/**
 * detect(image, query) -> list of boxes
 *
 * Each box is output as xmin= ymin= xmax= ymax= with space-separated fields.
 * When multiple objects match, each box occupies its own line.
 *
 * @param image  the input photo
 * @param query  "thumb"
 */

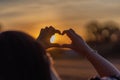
xmin=61 ymin=44 xmax=71 ymax=48
xmin=50 ymin=43 xmax=61 ymax=47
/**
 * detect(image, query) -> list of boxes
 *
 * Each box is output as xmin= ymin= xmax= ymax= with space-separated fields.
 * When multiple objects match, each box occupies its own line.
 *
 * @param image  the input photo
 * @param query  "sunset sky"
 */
xmin=0 ymin=0 xmax=120 ymax=40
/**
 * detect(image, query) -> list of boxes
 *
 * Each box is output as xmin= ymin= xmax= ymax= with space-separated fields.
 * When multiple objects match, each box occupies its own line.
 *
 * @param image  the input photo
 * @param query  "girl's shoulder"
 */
xmin=90 ymin=75 xmax=120 ymax=80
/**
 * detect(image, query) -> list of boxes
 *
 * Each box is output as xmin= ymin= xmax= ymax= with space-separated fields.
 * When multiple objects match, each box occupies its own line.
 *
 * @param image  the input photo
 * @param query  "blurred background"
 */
xmin=0 ymin=0 xmax=120 ymax=80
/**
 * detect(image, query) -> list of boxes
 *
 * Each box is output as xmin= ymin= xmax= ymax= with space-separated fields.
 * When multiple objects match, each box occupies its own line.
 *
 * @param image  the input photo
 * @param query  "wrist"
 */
xmin=84 ymin=49 xmax=100 ymax=61
xmin=83 ymin=47 xmax=98 ymax=58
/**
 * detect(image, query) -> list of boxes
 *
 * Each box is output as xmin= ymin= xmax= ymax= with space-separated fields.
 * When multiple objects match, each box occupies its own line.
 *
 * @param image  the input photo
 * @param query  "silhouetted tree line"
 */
xmin=86 ymin=21 xmax=120 ymax=43
xmin=86 ymin=21 xmax=120 ymax=58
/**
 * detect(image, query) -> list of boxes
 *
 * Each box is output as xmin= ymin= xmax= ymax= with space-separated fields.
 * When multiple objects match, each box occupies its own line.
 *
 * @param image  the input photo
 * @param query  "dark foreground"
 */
xmin=54 ymin=59 xmax=120 ymax=80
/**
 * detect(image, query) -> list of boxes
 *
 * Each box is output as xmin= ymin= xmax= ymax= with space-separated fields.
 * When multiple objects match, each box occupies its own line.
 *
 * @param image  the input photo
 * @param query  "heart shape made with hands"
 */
xmin=50 ymin=33 xmax=71 ymax=45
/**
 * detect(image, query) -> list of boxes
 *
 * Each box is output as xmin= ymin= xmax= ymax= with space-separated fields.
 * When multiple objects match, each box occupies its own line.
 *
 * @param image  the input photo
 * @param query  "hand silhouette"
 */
xmin=37 ymin=26 xmax=61 ymax=49
xmin=61 ymin=29 xmax=92 ymax=55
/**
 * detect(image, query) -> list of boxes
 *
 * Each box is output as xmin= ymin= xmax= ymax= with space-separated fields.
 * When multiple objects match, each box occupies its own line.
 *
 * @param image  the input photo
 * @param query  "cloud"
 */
xmin=0 ymin=0 xmax=120 ymax=28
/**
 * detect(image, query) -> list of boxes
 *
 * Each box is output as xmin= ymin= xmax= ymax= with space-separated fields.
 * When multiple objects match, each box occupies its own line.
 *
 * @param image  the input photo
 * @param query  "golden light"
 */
xmin=50 ymin=33 xmax=71 ymax=44
xmin=50 ymin=35 xmax=56 ymax=43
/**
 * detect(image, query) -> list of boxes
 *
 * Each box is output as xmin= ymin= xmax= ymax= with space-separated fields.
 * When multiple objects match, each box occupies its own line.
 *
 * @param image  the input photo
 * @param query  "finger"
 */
xmin=62 ymin=30 xmax=68 ymax=35
xmin=49 ymin=26 xmax=55 ymax=31
xmin=62 ymin=30 xmax=76 ymax=39
xmin=45 ymin=26 xmax=49 ymax=29
xmin=50 ymin=43 xmax=61 ymax=47
xmin=49 ymin=26 xmax=55 ymax=34
xmin=49 ymin=26 xmax=61 ymax=34
xmin=67 ymin=29 xmax=84 ymax=41
xmin=69 ymin=29 xmax=79 ymax=37
xmin=37 ymin=28 xmax=44 ymax=38
xmin=40 ymin=28 xmax=44 ymax=33
xmin=69 ymin=29 xmax=82 ymax=38
xmin=61 ymin=44 xmax=71 ymax=48
xmin=55 ymin=30 xmax=61 ymax=34
xmin=69 ymin=29 xmax=76 ymax=34
xmin=45 ymin=27 xmax=49 ymax=32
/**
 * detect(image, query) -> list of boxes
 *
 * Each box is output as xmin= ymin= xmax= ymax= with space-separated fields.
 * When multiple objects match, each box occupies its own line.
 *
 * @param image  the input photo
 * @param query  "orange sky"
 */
xmin=0 ymin=0 xmax=120 ymax=42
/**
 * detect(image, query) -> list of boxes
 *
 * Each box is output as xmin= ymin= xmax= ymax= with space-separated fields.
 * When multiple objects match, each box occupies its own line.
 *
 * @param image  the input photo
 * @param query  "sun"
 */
xmin=50 ymin=35 xmax=56 ymax=43
xmin=50 ymin=33 xmax=71 ymax=45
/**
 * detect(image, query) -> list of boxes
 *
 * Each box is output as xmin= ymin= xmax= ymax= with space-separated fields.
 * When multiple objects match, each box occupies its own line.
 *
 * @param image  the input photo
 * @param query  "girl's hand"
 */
xmin=37 ymin=26 xmax=61 ymax=49
xmin=62 ymin=29 xmax=93 ymax=55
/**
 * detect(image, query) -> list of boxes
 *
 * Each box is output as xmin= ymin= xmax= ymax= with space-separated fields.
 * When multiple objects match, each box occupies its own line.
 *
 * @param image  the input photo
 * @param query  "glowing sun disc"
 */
xmin=50 ymin=35 xmax=55 ymax=43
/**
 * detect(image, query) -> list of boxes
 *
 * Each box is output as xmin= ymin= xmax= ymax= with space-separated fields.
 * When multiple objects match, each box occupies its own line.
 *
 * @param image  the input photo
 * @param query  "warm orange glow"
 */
xmin=50 ymin=33 xmax=71 ymax=45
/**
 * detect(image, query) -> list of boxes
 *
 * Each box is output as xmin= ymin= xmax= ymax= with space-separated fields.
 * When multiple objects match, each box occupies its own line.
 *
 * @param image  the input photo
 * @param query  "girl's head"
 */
xmin=0 ymin=31 xmax=51 ymax=80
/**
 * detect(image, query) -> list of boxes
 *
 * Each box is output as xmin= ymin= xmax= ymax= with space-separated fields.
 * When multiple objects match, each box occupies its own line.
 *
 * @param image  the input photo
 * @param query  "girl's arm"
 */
xmin=62 ymin=29 xmax=120 ymax=77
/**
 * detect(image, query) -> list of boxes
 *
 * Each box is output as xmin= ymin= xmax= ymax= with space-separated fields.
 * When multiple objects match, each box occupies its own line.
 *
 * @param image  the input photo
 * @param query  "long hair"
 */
xmin=0 ymin=31 xmax=52 ymax=80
